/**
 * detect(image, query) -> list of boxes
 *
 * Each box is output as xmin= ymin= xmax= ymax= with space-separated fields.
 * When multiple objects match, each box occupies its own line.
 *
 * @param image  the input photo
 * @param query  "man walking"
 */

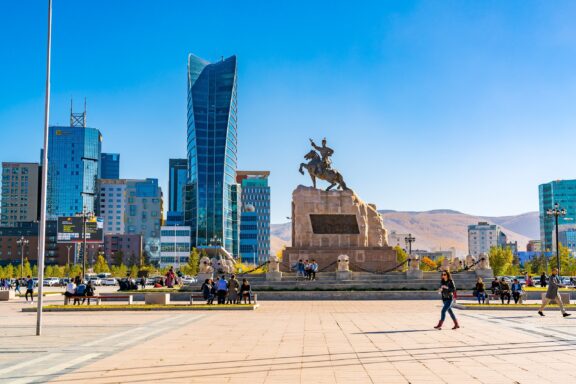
xmin=538 ymin=268 xmax=571 ymax=317
xmin=25 ymin=275 xmax=34 ymax=303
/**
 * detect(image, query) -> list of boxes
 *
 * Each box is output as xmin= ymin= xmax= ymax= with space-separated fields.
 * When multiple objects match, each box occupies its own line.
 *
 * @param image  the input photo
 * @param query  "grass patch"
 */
xmin=16 ymin=292 xmax=62 ymax=297
xmin=22 ymin=303 xmax=258 ymax=312
xmin=524 ymin=287 xmax=574 ymax=292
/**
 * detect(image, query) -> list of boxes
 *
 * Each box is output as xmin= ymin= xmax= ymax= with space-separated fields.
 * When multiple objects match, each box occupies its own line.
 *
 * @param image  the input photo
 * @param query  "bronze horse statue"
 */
xmin=299 ymin=150 xmax=348 ymax=191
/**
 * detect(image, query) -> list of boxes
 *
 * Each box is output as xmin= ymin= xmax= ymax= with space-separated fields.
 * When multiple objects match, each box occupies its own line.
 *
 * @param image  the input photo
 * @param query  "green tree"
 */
xmin=5 ymin=264 xmax=15 ymax=279
xmin=394 ymin=246 xmax=408 ymax=271
xmin=22 ymin=259 xmax=32 ymax=278
xmin=181 ymin=248 xmax=200 ymax=276
xmin=45 ymin=265 xmax=54 ymax=277
xmin=93 ymin=255 xmax=110 ymax=274
xmin=488 ymin=247 xmax=513 ymax=276
xmin=129 ymin=265 xmax=138 ymax=277
xmin=111 ymin=264 xmax=128 ymax=278
xmin=31 ymin=264 xmax=38 ymax=277
xmin=69 ymin=264 xmax=82 ymax=278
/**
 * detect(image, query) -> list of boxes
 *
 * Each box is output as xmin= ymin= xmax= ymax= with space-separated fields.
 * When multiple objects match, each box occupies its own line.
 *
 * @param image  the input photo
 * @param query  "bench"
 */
xmin=189 ymin=292 xmax=258 ymax=304
xmin=485 ymin=292 xmax=527 ymax=304
xmin=64 ymin=295 xmax=133 ymax=305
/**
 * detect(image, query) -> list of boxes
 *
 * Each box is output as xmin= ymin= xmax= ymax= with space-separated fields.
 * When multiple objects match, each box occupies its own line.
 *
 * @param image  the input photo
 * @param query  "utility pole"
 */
xmin=405 ymin=233 xmax=416 ymax=257
xmin=17 ymin=236 xmax=29 ymax=280
xmin=66 ymin=245 xmax=73 ymax=277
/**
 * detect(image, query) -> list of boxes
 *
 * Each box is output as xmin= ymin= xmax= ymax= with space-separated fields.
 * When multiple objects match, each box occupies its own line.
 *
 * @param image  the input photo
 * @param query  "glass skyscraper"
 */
xmin=101 ymin=153 xmax=120 ymax=179
xmin=237 ymin=171 xmax=271 ymax=264
xmin=168 ymin=158 xmax=187 ymax=214
xmin=47 ymin=125 xmax=102 ymax=218
xmin=539 ymin=179 xmax=576 ymax=251
xmin=185 ymin=54 xmax=239 ymax=256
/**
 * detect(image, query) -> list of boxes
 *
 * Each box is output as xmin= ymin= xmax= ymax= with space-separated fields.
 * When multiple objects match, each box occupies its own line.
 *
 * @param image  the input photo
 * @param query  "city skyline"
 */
xmin=3 ymin=1 xmax=576 ymax=223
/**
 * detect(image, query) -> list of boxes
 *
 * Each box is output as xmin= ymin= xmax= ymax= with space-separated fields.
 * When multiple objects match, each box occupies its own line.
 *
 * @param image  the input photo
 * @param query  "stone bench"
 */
xmin=0 ymin=290 xmax=15 ymax=301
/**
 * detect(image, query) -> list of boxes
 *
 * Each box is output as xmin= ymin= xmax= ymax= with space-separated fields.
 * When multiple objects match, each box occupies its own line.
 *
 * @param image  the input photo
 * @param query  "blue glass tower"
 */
xmin=539 ymin=179 xmax=576 ymax=251
xmin=101 ymin=153 xmax=120 ymax=179
xmin=185 ymin=54 xmax=239 ymax=256
xmin=237 ymin=171 xmax=271 ymax=264
xmin=47 ymin=119 xmax=102 ymax=218
xmin=168 ymin=159 xmax=187 ymax=214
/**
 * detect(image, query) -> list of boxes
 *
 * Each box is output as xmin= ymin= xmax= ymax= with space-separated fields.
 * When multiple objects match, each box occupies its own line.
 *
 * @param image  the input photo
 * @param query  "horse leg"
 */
xmin=311 ymin=175 xmax=316 ymax=189
xmin=299 ymin=164 xmax=305 ymax=175
xmin=326 ymin=183 xmax=336 ymax=191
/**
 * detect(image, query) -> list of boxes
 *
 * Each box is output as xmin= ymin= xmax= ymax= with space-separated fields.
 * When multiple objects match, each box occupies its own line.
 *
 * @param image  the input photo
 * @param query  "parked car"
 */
xmin=88 ymin=277 xmax=102 ymax=286
xmin=43 ymin=277 xmax=60 ymax=287
xmin=181 ymin=276 xmax=197 ymax=285
xmin=101 ymin=278 xmax=118 ymax=286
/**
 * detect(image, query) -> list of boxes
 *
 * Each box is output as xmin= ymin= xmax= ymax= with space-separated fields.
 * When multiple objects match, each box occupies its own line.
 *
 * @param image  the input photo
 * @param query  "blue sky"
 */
xmin=2 ymin=0 xmax=576 ymax=223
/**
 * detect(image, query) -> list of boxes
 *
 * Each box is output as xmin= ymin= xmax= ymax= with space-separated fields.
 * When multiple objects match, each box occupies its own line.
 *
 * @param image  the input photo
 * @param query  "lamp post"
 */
xmin=17 ymin=236 xmax=29 ymax=279
xmin=66 ymin=245 xmax=73 ymax=277
xmin=546 ymin=202 xmax=567 ymax=274
xmin=404 ymin=233 xmax=416 ymax=256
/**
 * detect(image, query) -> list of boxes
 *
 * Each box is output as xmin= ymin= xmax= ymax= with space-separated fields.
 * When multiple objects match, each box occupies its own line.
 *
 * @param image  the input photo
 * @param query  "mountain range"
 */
xmin=270 ymin=210 xmax=539 ymax=256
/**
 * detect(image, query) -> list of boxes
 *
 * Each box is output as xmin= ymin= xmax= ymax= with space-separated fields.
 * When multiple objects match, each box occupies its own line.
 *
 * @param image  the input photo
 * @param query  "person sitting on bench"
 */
xmin=500 ymin=278 xmax=511 ymax=304
xmin=74 ymin=282 xmax=86 ymax=305
xmin=84 ymin=281 xmax=96 ymax=305
xmin=511 ymin=278 xmax=523 ymax=304
xmin=239 ymin=278 xmax=252 ymax=304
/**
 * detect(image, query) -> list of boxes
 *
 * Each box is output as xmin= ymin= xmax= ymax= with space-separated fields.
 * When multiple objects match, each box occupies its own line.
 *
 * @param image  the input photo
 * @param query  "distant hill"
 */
xmin=270 ymin=210 xmax=539 ymax=256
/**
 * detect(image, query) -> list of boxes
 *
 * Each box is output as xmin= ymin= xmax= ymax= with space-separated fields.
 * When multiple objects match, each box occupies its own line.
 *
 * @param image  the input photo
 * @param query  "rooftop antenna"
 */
xmin=70 ymin=97 xmax=86 ymax=127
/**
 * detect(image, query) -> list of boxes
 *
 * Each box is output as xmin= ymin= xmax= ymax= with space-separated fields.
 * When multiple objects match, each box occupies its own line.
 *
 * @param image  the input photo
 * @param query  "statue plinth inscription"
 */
xmin=282 ymin=186 xmax=397 ymax=273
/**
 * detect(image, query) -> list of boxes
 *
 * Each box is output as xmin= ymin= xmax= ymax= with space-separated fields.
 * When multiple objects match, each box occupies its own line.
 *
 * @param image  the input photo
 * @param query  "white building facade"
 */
xmin=468 ymin=222 xmax=507 ymax=257
xmin=159 ymin=225 xmax=191 ymax=268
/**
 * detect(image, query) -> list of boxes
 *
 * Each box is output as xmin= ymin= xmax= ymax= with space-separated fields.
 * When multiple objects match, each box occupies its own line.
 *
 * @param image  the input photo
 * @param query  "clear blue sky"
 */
xmin=2 ymin=1 xmax=576 ymax=223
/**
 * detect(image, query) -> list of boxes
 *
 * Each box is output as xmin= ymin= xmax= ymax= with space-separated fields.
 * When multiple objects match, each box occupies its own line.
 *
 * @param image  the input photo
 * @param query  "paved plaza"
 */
xmin=1 ymin=297 xmax=576 ymax=383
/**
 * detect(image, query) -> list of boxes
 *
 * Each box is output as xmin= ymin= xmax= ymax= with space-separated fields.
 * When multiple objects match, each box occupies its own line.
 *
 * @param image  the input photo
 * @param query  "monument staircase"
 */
xmin=220 ymin=271 xmax=481 ymax=291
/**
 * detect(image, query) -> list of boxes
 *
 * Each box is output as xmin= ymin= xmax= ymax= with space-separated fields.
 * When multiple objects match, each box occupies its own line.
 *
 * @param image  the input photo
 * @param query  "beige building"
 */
xmin=0 ymin=162 xmax=40 ymax=227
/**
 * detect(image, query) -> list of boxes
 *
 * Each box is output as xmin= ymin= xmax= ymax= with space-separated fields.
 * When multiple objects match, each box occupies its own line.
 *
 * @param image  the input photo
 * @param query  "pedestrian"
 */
xmin=84 ymin=281 xmax=96 ymax=305
xmin=165 ymin=267 xmax=176 ymax=288
xmin=294 ymin=260 xmax=305 ymax=280
xmin=227 ymin=274 xmax=240 ymax=304
xmin=15 ymin=278 xmax=21 ymax=295
xmin=525 ymin=274 xmax=534 ymax=287
xmin=500 ymin=278 xmax=511 ymax=304
xmin=538 ymin=268 xmax=571 ymax=317
xmin=201 ymin=279 xmax=215 ymax=304
xmin=239 ymin=278 xmax=252 ymax=304
xmin=64 ymin=279 xmax=76 ymax=305
xmin=304 ymin=260 xmax=311 ymax=280
xmin=434 ymin=270 xmax=459 ymax=330
xmin=540 ymin=272 xmax=547 ymax=288
xmin=25 ymin=275 xmax=34 ymax=303
xmin=475 ymin=277 xmax=486 ymax=304
xmin=216 ymin=274 xmax=228 ymax=304
xmin=511 ymin=278 xmax=523 ymax=304
xmin=140 ymin=276 xmax=146 ymax=290
xmin=310 ymin=260 xmax=318 ymax=281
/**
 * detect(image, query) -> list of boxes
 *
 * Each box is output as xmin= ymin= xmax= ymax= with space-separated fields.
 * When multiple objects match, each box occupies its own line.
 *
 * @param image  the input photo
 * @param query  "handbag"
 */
xmin=472 ymin=289 xmax=478 ymax=297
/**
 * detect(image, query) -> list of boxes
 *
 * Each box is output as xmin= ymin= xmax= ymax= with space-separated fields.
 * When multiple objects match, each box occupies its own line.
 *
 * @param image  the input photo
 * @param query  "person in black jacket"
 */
xmin=201 ymin=279 xmax=215 ymax=304
xmin=434 ymin=271 xmax=459 ymax=330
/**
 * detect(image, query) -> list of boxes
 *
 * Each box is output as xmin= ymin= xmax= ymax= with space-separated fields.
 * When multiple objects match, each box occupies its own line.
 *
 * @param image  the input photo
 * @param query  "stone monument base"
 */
xmin=266 ymin=271 xmax=283 ymax=281
xmin=336 ymin=271 xmax=352 ymax=280
xmin=196 ymin=272 xmax=213 ymax=283
xmin=475 ymin=268 xmax=494 ymax=280
xmin=282 ymin=247 xmax=397 ymax=273
xmin=406 ymin=269 xmax=423 ymax=279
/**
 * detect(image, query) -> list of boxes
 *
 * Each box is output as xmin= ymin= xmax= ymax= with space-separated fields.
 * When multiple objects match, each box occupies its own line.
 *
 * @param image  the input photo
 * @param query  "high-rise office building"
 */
xmin=168 ymin=159 xmax=187 ymax=224
xmin=1 ymin=163 xmax=40 ymax=226
xmin=237 ymin=171 xmax=270 ymax=264
xmin=125 ymin=178 xmax=163 ymax=263
xmin=96 ymin=179 xmax=127 ymax=235
xmin=46 ymin=107 xmax=101 ymax=218
xmin=184 ymin=54 xmax=239 ymax=257
xmin=468 ymin=222 xmax=507 ymax=257
xmin=101 ymin=153 xmax=120 ymax=179
xmin=539 ymin=179 xmax=576 ymax=252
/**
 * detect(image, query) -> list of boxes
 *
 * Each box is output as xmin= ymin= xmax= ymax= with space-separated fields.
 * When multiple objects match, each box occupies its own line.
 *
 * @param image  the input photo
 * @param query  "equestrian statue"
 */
xmin=299 ymin=138 xmax=348 ymax=191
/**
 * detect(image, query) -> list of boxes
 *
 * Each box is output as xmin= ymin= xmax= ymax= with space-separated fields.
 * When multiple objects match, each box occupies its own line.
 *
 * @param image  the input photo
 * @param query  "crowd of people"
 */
xmin=64 ymin=275 xmax=96 ymax=305
xmin=200 ymin=274 xmax=253 ymax=304
xmin=292 ymin=259 xmax=319 ymax=280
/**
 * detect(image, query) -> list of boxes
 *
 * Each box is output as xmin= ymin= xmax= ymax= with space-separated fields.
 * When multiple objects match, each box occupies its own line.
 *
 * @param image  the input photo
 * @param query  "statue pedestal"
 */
xmin=406 ymin=269 xmax=423 ymax=279
xmin=336 ymin=271 xmax=352 ymax=280
xmin=475 ymin=268 xmax=494 ymax=280
xmin=196 ymin=272 xmax=213 ymax=283
xmin=266 ymin=271 xmax=283 ymax=281
xmin=282 ymin=186 xmax=396 ymax=273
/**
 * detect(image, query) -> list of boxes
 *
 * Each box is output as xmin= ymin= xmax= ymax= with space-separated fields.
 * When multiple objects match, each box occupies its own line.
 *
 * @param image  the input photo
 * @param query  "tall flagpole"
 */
xmin=37 ymin=0 xmax=52 ymax=336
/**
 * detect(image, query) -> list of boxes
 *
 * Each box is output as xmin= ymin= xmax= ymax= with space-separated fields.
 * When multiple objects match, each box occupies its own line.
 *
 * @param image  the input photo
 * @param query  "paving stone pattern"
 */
xmin=1 ymin=298 xmax=576 ymax=383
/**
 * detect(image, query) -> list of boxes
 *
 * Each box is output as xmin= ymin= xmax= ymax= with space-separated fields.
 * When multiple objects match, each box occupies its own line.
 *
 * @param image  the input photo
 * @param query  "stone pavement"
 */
xmin=1 ymin=299 xmax=576 ymax=383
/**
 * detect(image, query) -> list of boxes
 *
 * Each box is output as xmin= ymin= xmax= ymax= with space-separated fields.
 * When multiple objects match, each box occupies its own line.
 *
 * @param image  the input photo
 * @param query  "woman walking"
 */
xmin=434 ymin=271 xmax=459 ymax=330
xmin=475 ymin=277 xmax=486 ymax=304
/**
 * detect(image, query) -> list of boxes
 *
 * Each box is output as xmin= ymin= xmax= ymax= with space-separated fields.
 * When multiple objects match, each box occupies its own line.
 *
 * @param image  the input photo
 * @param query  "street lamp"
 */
xmin=404 ymin=233 xmax=416 ymax=256
xmin=547 ymin=202 xmax=567 ymax=274
xmin=16 ymin=236 xmax=29 ymax=279
xmin=66 ymin=245 xmax=73 ymax=277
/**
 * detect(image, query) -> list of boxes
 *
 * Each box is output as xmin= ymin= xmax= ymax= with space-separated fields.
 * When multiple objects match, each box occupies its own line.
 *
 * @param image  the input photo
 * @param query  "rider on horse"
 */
xmin=309 ymin=138 xmax=334 ymax=175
